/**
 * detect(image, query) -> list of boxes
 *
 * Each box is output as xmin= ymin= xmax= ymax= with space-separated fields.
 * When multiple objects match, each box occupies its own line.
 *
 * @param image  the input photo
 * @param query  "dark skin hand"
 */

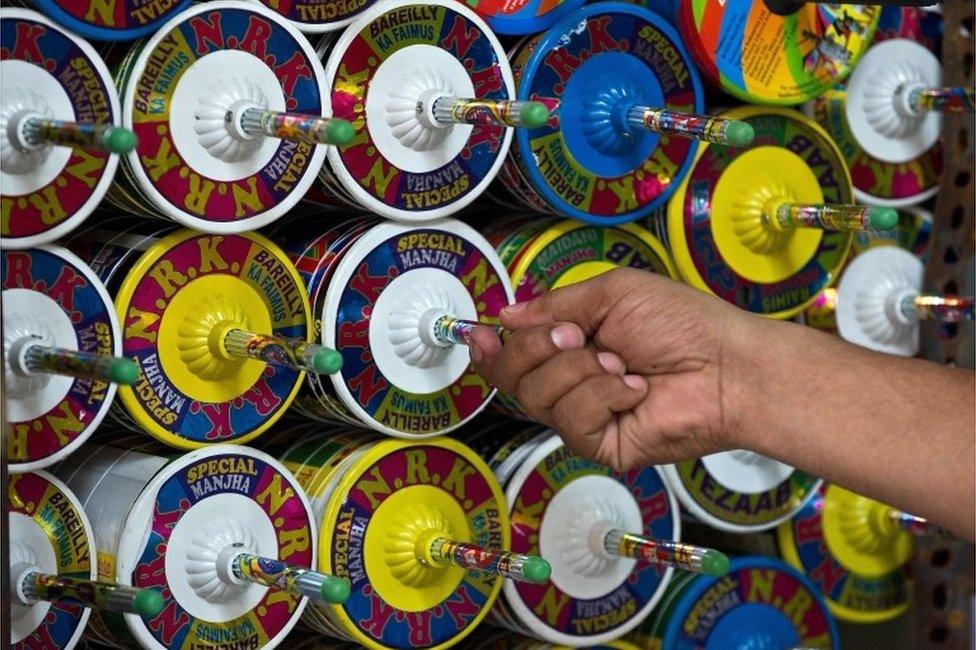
xmin=468 ymin=268 xmax=976 ymax=540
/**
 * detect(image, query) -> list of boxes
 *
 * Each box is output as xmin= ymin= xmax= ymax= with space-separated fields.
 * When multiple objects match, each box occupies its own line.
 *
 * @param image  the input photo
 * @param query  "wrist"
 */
xmin=718 ymin=312 xmax=790 ymax=454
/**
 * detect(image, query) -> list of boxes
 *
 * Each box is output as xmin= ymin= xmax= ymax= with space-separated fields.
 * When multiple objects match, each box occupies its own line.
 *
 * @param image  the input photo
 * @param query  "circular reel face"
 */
xmin=323 ymin=219 xmax=512 ymax=437
xmin=0 ymin=9 xmax=121 ymax=248
xmin=662 ymin=450 xmax=821 ymax=534
xmin=324 ymin=0 xmax=513 ymax=220
xmin=678 ymin=1 xmax=879 ymax=105
xmin=776 ymin=485 xmax=910 ymax=624
xmin=120 ymin=1 xmax=326 ymax=231
xmin=3 ymin=246 xmax=122 ymax=472
xmin=656 ymin=556 xmax=840 ymax=649
xmin=513 ymin=4 xmax=701 ymax=224
xmin=115 ymin=445 xmax=315 ymax=650
xmin=835 ymin=246 xmax=923 ymax=356
xmin=666 ymin=106 xmax=853 ymax=319
xmin=30 ymin=0 xmax=191 ymax=40
xmin=510 ymin=221 xmax=676 ymax=303
xmin=501 ymin=435 xmax=678 ymax=645
xmin=249 ymin=0 xmax=378 ymax=33
xmin=9 ymin=471 xmax=94 ymax=650
xmin=465 ymin=0 xmax=585 ymax=35
xmin=318 ymin=438 xmax=507 ymax=649
xmin=112 ymin=229 xmax=309 ymax=448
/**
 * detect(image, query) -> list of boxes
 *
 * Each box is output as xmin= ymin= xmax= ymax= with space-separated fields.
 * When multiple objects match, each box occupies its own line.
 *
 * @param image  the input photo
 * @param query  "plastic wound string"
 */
xmin=229 ymin=550 xmax=350 ymax=604
xmin=20 ymin=118 xmax=137 ymax=153
xmin=905 ymin=295 xmax=976 ymax=322
xmin=907 ymin=87 xmax=976 ymax=113
xmin=426 ymin=537 xmax=550 ymax=583
xmin=627 ymin=107 xmax=755 ymax=146
xmin=222 ymin=329 xmax=343 ymax=376
xmin=20 ymin=342 xmax=138 ymax=385
xmin=238 ymin=108 xmax=354 ymax=146
xmin=603 ymin=530 xmax=730 ymax=576
xmin=17 ymin=572 xmax=164 ymax=616
xmin=429 ymin=315 xmax=509 ymax=345
xmin=770 ymin=204 xmax=898 ymax=232
xmin=431 ymin=97 xmax=549 ymax=128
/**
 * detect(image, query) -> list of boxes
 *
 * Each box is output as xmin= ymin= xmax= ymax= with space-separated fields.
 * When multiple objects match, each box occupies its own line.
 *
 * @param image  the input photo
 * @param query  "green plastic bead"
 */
xmin=521 ymin=556 xmax=552 ymax=584
xmin=866 ymin=207 xmax=899 ymax=231
xmin=520 ymin=102 xmax=549 ymax=128
xmin=108 ymin=358 xmax=139 ymax=385
xmin=725 ymin=121 xmax=755 ymax=148
xmin=326 ymin=119 xmax=355 ymax=146
xmin=311 ymin=348 xmax=343 ymax=375
xmin=320 ymin=577 xmax=351 ymax=604
xmin=104 ymin=127 xmax=137 ymax=154
xmin=700 ymin=550 xmax=731 ymax=577
xmin=133 ymin=588 xmax=165 ymax=617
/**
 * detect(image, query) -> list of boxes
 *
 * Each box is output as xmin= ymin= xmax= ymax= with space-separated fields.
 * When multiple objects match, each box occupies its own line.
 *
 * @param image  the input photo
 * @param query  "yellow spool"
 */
xmin=665 ymin=106 xmax=853 ymax=319
xmin=510 ymin=220 xmax=677 ymax=296
xmin=317 ymin=437 xmax=509 ymax=649
xmin=777 ymin=484 xmax=913 ymax=624
xmin=113 ymin=229 xmax=310 ymax=448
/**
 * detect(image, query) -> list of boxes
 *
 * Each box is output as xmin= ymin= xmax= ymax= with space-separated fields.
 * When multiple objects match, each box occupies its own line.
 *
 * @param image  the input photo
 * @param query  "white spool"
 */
xmin=119 ymin=0 xmax=329 ymax=232
xmin=845 ymin=39 xmax=943 ymax=164
xmin=8 ymin=471 xmax=95 ymax=650
xmin=497 ymin=433 xmax=679 ymax=646
xmin=0 ymin=8 xmax=122 ymax=248
xmin=321 ymin=218 xmax=513 ymax=437
xmin=53 ymin=440 xmax=315 ymax=650
xmin=836 ymin=246 xmax=923 ymax=357
xmin=322 ymin=0 xmax=514 ymax=220
xmin=3 ymin=245 xmax=123 ymax=473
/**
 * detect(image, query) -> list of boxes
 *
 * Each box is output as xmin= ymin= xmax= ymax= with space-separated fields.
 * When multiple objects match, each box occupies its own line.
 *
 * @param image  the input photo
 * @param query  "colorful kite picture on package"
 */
xmin=678 ymin=1 xmax=880 ymax=104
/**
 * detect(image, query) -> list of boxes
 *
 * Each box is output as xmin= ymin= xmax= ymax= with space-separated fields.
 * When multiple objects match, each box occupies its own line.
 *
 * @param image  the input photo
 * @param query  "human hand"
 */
xmin=468 ymin=268 xmax=757 ymax=470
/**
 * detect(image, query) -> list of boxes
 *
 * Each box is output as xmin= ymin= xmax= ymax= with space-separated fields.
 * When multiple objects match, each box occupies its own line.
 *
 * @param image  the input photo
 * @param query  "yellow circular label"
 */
xmin=113 ymin=229 xmax=309 ymax=447
xmin=156 ymin=273 xmax=270 ymax=404
xmin=364 ymin=484 xmax=469 ymax=612
xmin=710 ymin=146 xmax=824 ymax=284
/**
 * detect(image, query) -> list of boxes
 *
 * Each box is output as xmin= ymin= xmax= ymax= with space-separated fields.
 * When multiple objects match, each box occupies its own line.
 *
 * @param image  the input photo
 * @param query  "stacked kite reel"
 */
xmin=2 ymin=0 xmax=972 ymax=648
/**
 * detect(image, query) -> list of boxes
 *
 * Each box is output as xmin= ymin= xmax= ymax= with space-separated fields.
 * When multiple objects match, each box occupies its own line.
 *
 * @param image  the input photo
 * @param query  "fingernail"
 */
xmin=469 ymin=340 xmax=483 ymax=363
xmin=597 ymin=351 xmax=625 ymax=375
xmin=623 ymin=374 xmax=646 ymax=391
xmin=551 ymin=323 xmax=584 ymax=350
xmin=502 ymin=302 xmax=528 ymax=316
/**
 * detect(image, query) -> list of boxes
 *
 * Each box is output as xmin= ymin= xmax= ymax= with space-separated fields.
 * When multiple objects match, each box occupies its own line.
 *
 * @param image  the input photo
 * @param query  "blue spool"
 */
xmin=513 ymin=2 xmax=702 ymax=225
xmin=657 ymin=556 xmax=841 ymax=650
xmin=31 ymin=0 xmax=191 ymax=40
xmin=482 ymin=0 xmax=586 ymax=35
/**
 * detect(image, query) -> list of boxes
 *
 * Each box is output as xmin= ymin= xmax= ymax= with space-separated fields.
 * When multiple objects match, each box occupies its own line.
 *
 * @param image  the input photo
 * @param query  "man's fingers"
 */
xmin=550 ymin=373 xmax=649 ymax=460
xmin=470 ymin=322 xmax=586 ymax=396
xmin=467 ymin=325 xmax=503 ymax=379
xmin=499 ymin=268 xmax=658 ymax=333
xmin=515 ymin=349 xmax=627 ymax=422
